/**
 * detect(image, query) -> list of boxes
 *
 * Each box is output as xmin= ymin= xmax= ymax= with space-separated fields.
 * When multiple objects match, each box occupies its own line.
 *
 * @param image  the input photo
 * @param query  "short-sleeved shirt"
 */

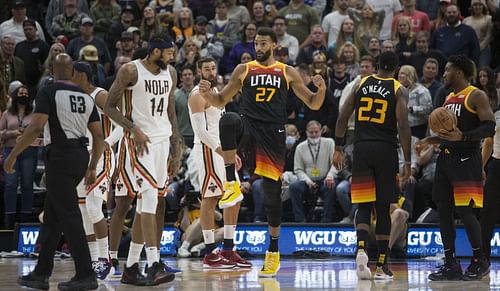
xmin=35 ymin=80 xmax=99 ymax=146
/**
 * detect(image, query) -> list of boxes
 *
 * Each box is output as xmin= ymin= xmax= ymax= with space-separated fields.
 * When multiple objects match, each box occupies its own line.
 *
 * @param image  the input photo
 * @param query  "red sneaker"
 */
xmin=203 ymin=252 xmax=236 ymax=269
xmin=220 ymin=250 xmax=252 ymax=268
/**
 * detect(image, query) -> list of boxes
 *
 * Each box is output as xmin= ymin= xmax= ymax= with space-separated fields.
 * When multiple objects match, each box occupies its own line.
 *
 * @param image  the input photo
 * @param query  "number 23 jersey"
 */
xmin=124 ymin=60 xmax=173 ymax=143
xmin=354 ymin=74 xmax=400 ymax=146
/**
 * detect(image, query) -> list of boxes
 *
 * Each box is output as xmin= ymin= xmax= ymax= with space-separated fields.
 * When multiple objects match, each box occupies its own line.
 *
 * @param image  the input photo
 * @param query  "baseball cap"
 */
xmin=275 ymin=46 xmax=288 ymax=55
xmin=8 ymin=80 xmax=23 ymax=96
xmin=127 ymin=26 xmax=140 ymax=33
xmin=121 ymin=31 xmax=133 ymax=40
xmin=81 ymin=17 xmax=93 ymax=26
xmin=439 ymin=0 xmax=451 ymax=4
xmin=12 ymin=0 xmax=25 ymax=9
xmin=80 ymin=45 xmax=99 ymax=61
xmin=73 ymin=61 xmax=93 ymax=82
xmin=121 ymin=5 xmax=134 ymax=13
xmin=195 ymin=15 xmax=208 ymax=25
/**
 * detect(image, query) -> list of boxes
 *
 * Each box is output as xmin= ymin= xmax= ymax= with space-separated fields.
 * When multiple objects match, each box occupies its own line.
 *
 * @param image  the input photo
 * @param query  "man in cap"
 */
xmin=0 ymin=0 xmax=45 ymax=43
xmin=50 ymin=0 xmax=90 ymax=40
xmin=192 ymin=15 xmax=224 ymax=60
xmin=107 ymin=5 xmax=135 ymax=57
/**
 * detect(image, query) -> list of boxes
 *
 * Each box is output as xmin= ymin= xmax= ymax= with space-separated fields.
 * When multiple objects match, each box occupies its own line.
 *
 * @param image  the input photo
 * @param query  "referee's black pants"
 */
xmin=34 ymin=144 xmax=93 ymax=279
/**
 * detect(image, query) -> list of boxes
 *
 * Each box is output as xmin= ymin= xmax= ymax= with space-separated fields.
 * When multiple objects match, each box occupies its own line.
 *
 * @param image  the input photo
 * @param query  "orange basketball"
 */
xmin=428 ymin=107 xmax=457 ymax=133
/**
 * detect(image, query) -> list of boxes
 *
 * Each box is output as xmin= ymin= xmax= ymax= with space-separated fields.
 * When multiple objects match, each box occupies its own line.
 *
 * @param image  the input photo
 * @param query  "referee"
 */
xmin=4 ymin=53 xmax=104 ymax=291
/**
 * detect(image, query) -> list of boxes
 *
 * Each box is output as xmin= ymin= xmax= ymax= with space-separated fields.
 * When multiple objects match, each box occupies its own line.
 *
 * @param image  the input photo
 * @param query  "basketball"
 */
xmin=428 ymin=107 xmax=457 ymax=133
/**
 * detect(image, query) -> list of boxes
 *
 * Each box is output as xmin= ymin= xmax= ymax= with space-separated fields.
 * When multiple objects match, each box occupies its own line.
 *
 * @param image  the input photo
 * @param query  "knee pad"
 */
xmin=262 ymin=178 xmax=282 ymax=227
xmin=86 ymin=195 xmax=105 ymax=224
xmin=219 ymin=112 xmax=242 ymax=150
xmin=140 ymin=188 xmax=158 ymax=214
xmin=79 ymin=204 xmax=94 ymax=236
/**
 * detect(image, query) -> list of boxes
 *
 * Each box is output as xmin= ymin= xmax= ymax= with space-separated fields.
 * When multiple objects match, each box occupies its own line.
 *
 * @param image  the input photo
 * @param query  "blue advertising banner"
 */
xmin=15 ymin=224 xmax=500 ymax=257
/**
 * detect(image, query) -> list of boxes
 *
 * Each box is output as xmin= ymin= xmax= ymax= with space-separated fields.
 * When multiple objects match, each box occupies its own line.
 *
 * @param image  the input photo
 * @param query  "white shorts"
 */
xmin=193 ymin=143 xmax=226 ymax=198
xmin=77 ymin=148 xmax=116 ymax=200
xmin=115 ymin=136 xmax=139 ymax=198
xmin=133 ymin=139 xmax=170 ymax=196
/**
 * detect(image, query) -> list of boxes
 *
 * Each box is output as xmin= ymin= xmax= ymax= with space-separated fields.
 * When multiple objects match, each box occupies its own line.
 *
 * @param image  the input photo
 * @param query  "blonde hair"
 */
xmin=43 ymin=42 xmax=66 ymax=77
xmin=337 ymin=42 xmax=360 ymax=64
xmin=399 ymin=65 xmax=419 ymax=89
xmin=335 ymin=18 xmax=363 ymax=56
xmin=392 ymin=17 xmax=415 ymax=47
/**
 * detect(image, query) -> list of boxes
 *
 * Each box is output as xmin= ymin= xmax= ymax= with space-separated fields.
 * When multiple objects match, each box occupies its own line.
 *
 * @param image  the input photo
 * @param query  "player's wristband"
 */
xmin=335 ymin=136 xmax=345 ymax=147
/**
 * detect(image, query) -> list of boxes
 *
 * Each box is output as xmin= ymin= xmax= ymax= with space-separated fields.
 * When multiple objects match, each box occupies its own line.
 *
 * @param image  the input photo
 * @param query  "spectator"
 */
xmin=175 ymin=65 xmax=195 ymax=149
xmin=289 ymin=120 xmax=338 ymax=222
xmin=207 ymin=0 xmax=239 ymax=75
xmin=103 ymin=55 xmax=130 ymax=90
xmin=227 ymin=22 xmax=256 ymax=73
xmin=66 ymin=17 xmax=112 ymax=74
xmin=329 ymin=57 xmax=350 ymax=135
xmin=393 ymin=17 xmax=417 ymax=56
xmin=332 ymin=18 xmax=363 ymax=55
xmin=279 ymin=0 xmax=320 ymax=46
xmin=272 ymin=16 xmax=299 ymax=64
xmin=240 ymin=51 xmax=253 ymax=63
xmin=296 ymin=25 xmax=330 ymax=66
xmin=381 ymin=39 xmax=395 ymax=52
xmin=49 ymin=0 xmax=90 ymax=40
xmin=226 ymin=0 xmax=251 ymax=32
xmin=175 ymin=38 xmax=200 ymax=73
xmin=38 ymin=42 xmax=65 ymax=88
xmin=404 ymin=31 xmax=447 ymax=78
xmin=337 ymin=42 xmax=360 ymax=80
xmin=13 ymin=19 xmax=49 ymax=97
xmin=130 ymin=0 xmax=147 ymax=27
xmin=0 ymin=35 xmax=26 ymax=86
xmin=45 ymin=0 xmax=90 ymax=34
xmin=392 ymin=0 xmax=431 ymax=34
xmin=172 ymin=7 xmax=194 ymax=48
xmin=148 ymin=0 xmax=182 ymax=29
xmin=477 ymin=66 xmax=499 ymax=109
xmin=79 ymin=44 xmax=106 ymax=87
xmin=0 ymin=85 xmax=38 ymax=228
xmin=322 ymin=0 xmax=350 ymax=49
xmin=90 ymin=0 xmax=122 ymax=41
xmin=0 ymin=0 xmax=45 ymax=43
xmin=416 ymin=0 xmax=441 ymax=21
xmin=252 ymin=1 xmax=272 ymax=28
xmin=420 ymin=58 xmax=444 ymax=101
xmin=128 ymin=26 xmax=145 ymax=49
xmin=430 ymin=5 xmax=480 ymax=64
xmin=106 ymin=5 xmax=135 ymax=57
xmin=398 ymin=65 xmax=432 ymax=139
xmin=430 ymin=0 xmax=452 ymax=32
xmin=365 ymin=37 xmax=381 ymax=59
xmin=274 ymin=46 xmax=293 ymax=65
xmin=116 ymin=31 xmax=135 ymax=59
xmin=139 ymin=6 xmax=161 ymax=41
xmin=348 ymin=2 xmax=385 ymax=54
xmin=366 ymin=0 xmax=402 ymax=40
xmin=463 ymin=0 xmax=493 ymax=67
xmin=191 ymin=16 xmax=224 ymax=60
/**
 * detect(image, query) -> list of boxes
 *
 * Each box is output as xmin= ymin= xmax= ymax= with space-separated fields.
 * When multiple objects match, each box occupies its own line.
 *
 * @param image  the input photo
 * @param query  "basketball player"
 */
xmin=188 ymin=57 xmax=251 ymax=269
xmin=418 ymin=55 xmax=495 ymax=281
xmin=198 ymin=27 xmax=326 ymax=277
xmin=104 ymin=35 xmax=181 ymax=286
xmin=72 ymin=61 xmax=116 ymax=280
xmin=333 ymin=51 xmax=412 ymax=280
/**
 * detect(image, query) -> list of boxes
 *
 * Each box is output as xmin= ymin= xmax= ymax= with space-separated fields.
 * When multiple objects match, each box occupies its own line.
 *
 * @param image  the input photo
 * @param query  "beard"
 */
xmin=155 ymin=59 xmax=167 ymax=70
xmin=202 ymin=75 xmax=217 ymax=87
xmin=256 ymin=49 xmax=271 ymax=62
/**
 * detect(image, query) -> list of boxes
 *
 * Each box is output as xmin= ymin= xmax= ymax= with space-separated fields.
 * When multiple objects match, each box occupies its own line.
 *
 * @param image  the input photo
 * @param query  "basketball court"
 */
xmin=1 ymin=257 xmax=498 ymax=290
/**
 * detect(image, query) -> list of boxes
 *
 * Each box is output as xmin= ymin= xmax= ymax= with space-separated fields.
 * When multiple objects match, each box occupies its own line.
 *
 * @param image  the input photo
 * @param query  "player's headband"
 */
xmin=148 ymin=40 xmax=173 ymax=50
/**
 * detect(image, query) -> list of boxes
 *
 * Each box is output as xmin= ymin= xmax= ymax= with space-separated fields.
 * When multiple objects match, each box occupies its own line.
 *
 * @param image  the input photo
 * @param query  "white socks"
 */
xmin=96 ymin=237 xmax=109 ymax=259
xmin=202 ymin=229 xmax=215 ymax=244
xmin=126 ymin=242 xmax=143 ymax=268
xmin=88 ymin=241 xmax=98 ymax=262
xmin=224 ymin=225 xmax=236 ymax=240
xmin=145 ymin=246 xmax=159 ymax=266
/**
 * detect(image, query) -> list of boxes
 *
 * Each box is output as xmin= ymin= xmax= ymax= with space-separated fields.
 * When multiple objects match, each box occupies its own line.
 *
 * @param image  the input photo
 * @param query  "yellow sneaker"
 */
xmin=258 ymin=251 xmax=280 ymax=277
xmin=218 ymin=181 xmax=243 ymax=209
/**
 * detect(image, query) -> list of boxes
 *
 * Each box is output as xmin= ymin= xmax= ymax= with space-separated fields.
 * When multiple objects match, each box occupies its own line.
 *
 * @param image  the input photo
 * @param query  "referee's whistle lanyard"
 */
xmin=307 ymin=140 xmax=321 ymax=168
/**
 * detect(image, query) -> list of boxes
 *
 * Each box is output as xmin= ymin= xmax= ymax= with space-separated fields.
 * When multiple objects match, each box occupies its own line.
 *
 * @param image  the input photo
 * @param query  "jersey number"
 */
xmin=255 ymin=87 xmax=276 ymax=102
xmin=358 ymin=97 xmax=388 ymax=124
xmin=150 ymin=98 xmax=164 ymax=117
xmin=69 ymin=95 xmax=86 ymax=113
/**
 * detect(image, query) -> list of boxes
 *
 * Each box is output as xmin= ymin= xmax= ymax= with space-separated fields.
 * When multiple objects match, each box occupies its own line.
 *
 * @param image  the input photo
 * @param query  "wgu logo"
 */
xmin=160 ymin=230 xmax=176 ymax=245
xmin=245 ymin=231 xmax=267 ymax=246
xmin=338 ymin=231 xmax=356 ymax=246
xmin=407 ymin=231 xmax=442 ymax=246
xmin=21 ymin=231 xmax=39 ymax=245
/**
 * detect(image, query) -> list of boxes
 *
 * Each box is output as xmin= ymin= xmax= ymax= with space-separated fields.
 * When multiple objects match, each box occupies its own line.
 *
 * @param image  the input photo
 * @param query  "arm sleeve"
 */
xmin=190 ymin=112 xmax=220 ymax=150
xmin=105 ymin=126 xmax=123 ymax=146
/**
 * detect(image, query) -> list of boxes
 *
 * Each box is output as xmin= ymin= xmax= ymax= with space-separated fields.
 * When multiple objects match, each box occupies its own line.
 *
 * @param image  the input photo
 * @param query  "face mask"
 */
xmin=16 ymin=96 xmax=29 ymax=105
xmin=308 ymin=137 xmax=320 ymax=144
xmin=285 ymin=135 xmax=296 ymax=146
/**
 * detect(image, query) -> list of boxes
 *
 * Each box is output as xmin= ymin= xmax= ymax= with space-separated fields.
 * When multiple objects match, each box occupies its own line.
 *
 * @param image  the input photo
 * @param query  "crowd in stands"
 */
xmin=0 ymin=0 xmax=499 ymax=256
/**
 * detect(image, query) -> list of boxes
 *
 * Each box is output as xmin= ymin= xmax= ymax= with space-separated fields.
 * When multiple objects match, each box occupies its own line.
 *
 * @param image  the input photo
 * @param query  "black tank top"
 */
xmin=442 ymin=85 xmax=481 ymax=151
xmin=354 ymin=74 xmax=401 ymax=147
xmin=239 ymin=60 xmax=289 ymax=124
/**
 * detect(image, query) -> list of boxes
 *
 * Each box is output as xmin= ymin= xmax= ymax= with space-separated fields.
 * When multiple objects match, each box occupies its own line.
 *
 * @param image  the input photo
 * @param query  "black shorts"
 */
xmin=237 ymin=114 xmax=286 ymax=181
xmin=351 ymin=141 xmax=398 ymax=204
xmin=432 ymin=147 xmax=483 ymax=207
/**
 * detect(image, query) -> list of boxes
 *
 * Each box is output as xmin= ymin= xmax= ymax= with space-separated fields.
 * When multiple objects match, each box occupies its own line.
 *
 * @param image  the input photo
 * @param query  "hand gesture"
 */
xmin=312 ymin=75 xmax=326 ymax=90
xmin=131 ymin=126 xmax=150 ymax=156
xmin=198 ymin=80 xmax=213 ymax=97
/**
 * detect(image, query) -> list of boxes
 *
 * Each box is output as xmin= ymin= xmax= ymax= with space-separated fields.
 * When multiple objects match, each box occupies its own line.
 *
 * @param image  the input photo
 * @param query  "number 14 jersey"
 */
xmin=124 ymin=60 xmax=173 ymax=143
xmin=354 ymin=74 xmax=400 ymax=147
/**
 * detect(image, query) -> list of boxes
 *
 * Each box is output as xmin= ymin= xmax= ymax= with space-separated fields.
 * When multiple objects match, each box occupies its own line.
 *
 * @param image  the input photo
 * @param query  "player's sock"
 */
xmin=145 ymin=246 xmax=159 ymax=266
xmin=357 ymin=229 xmax=368 ymax=251
xmin=444 ymin=248 xmax=456 ymax=262
xmin=180 ymin=241 xmax=190 ymax=250
xmin=126 ymin=242 xmax=143 ymax=268
xmin=88 ymin=241 xmax=98 ymax=262
xmin=109 ymin=251 xmax=118 ymax=260
xmin=96 ymin=237 xmax=109 ymax=259
xmin=472 ymin=248 xmax=483 ymax=258
xmin=268 ymin=236 xmax=279 ymax=252
xmin=225 ymin=164 xmax=236 ymax=181
xmin=203 ymin=229 xmax=217 ymax=253
xmin=377 ymin=240 xmax=389 ymax=266
xmin=223 ymin=225 xmax=236 ymax=250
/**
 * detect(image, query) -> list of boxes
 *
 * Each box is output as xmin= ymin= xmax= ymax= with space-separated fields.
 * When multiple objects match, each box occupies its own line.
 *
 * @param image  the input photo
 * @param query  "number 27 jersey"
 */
xmin=124 ymin=60 xmax=173 ymax=143
xmin=354 ymin=75 xmax=400 ymax=146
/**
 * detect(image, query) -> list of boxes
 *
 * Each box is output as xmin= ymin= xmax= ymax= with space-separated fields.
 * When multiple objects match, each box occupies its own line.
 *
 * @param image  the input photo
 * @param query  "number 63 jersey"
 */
xmin=354 ymin=74 xmax=400 ymax=147
xmin=124 ymin=60 xmax=173 ymax=143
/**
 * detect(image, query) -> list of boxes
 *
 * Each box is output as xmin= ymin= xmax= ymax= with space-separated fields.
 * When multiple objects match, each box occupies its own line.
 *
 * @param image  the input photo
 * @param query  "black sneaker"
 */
xmin=374 ymin=264 xmax=394 ymax=280
xmin=57 ymin=274 xmax=98 ymax=291
xmin=146 ymin=261 xmax=175 ymax=285
xmin=462 ymin=257 xmax=490 ymax=281
xmin=428 ymin=260 xmax=463 ymax=281
xmin=120 ymin=263 xmax=149 ymax=286
xmin=18 ymin=272 xmax=49 ymax=290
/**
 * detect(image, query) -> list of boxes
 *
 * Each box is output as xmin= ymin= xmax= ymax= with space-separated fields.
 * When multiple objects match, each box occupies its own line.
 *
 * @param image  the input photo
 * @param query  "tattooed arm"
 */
xmin=167 ymin=65 xmax=181 ymax=176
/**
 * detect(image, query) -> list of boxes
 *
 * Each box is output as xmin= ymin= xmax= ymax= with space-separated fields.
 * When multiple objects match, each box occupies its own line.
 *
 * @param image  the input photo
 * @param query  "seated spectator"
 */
xmin=273 ymin=16 xmax=299 ymax=64
xmin=331 ymin=18 xmax=363 ymax=56
xmin=365 ymin=37 xmax=381 ymax=59
xmin=49 ymin=0 xmax=90 ymax=40
xmin=476 ymin=66 xmax=499 ymax=110
xmin=393 ymin=16 xmax=416 ymax=56
xmin=39 ymin=42 xmax=65 ymax=88
xmin=106 ymin=5 xmax=135 ymax=57
xmin=430 ymin=0 xmax=451 ymax=32
xmin=79 ymin=44 xmax=106 ymax=87
xmin=413 ymin=142 xmax=440 ymax=221
xmin=274 ymin=46 xmax=292 ymax=65
xmin=0 ymin=35 xmax=26 ymax=86
xmin=172 ymin=7 xmax=194 ymax=48
xmin=420 ymin=58 xmax=443 ymax=102
xmin=148 ymin=0 xmax=183 ymax=29
xmin=279 ymin=0 xmax=320 ymax=46
xmin=227 ymin=22 xmax=256 ymax=73
xmin=403 ymin=31 xmax=447 ymax=78
xmin=398 ymin=65 xmax=432 ymax=139
xmin=139 ymin=6 xmax=161 ymax=42
xmin=381 ymin=39 xmax=395 ymax=52
xmin=296 ymin=25 xmax=332 ymax=66
xmin=115 ymin=31 xmax=135 ymax=59
xmin=337 ymin=41 xmax=360 ymax=80
xmin=252 ymin=1 xmax=272 ymax=28
xmin=348 ymin=2 xmax=385 ymax=53
xmin=191 ymin=16 xmax=224 ymax=61
xmin=391 ymin=0 xmax=430 ymax=34
xmin=289 ymin=120 xmax=338 ymax=222
xmin=175 ymin=38 xmax=200 ymax=73
xmin=226 ymin=0 xmax=251 ymax=32
xmin=0 ymin=1 xmax=45 ymax=43
xmin=90 ymin=0 xmax=122 ymax=41
xmin=44 ymin=0 xmax=90 ymax=32
xmin=322 ymin=0 xmax=350 ymax=48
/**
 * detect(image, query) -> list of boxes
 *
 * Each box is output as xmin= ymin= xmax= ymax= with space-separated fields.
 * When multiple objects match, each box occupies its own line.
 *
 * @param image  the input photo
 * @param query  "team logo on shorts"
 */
xmin=136 ymin=177 xmax=143 ymax=188
xmin=116 ymin=183 xmax=123 ymax=191
xmin=208 ymin=182 xmax=218 ymax=193
xmin=99 ymin=184 xmax=107 ymax=194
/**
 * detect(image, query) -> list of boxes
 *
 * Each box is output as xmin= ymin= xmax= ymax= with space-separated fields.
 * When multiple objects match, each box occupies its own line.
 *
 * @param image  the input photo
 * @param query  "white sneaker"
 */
xmin=190 ymin=243 xmax=206 ymax=257
xmin=356 ymin=250 xmax=372 ymax=280
xmin=339 ymin=216 xmax=353 ymax=224
xmin=177 ymin=247 xmax=191 ymax=258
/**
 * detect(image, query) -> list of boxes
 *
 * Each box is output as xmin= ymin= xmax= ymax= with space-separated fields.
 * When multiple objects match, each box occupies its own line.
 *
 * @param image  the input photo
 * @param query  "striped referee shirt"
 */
xmin=35 ymin=80 xmax=99 ymax=146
